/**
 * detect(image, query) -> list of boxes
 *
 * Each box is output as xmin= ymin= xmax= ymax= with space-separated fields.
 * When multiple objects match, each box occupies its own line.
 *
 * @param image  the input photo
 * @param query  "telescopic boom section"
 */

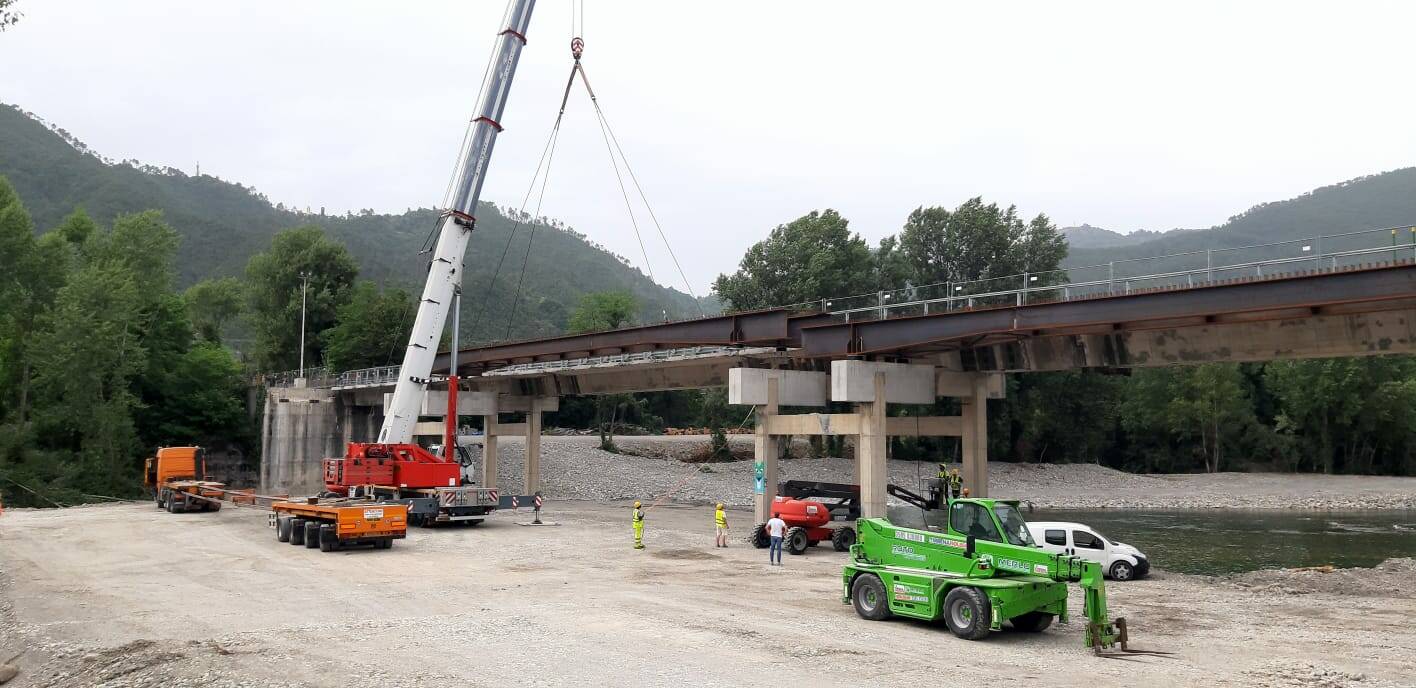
xmin=379 ymin=0 xmax=537 ymax=444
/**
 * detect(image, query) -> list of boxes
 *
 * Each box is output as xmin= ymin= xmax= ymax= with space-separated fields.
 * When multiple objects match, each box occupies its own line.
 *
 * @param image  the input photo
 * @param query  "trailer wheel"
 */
xmin=377 ymin=538 xmax=393 ymax=550
xmin=850 ymin=574 xmax=892 ymax=621
xmin=749 ymin=524 xmax=770 ymax=549
xmin=318 ymin=524 xmax=338 ymax=552
xmin=943 ymin=586 xmax=992 ymax=641
xmin=276 ymin=517 xmax=293 ymax=542
xmin=303 ymin=521 xmax=322 ymax=548
xmin=289 ymin=518 xmax=307 ymax=546
xmin=831 ymin=526 xmax=856 ymax=552
xmin=786 ymin=527 xmax=810 ymax=555
xmin=1009 ymin=611 xmax=1053 ymax=633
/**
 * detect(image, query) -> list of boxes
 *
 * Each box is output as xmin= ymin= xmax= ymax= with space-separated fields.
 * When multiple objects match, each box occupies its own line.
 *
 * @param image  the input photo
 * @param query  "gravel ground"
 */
xmin=473 ymin=435 xmax=1416 ymax=510
xmin=3 ymin=502 xmax=1414 ymax=688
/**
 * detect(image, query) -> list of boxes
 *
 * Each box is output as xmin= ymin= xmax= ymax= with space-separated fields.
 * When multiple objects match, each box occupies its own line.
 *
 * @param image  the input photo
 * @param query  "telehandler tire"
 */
xmin=786 ymin=527 xmax=810 ymax=555
xmin=943 ymin=586 xmax=992 ymax=641
xmin=831 ymin=526 xmax=856 ymax=552
xmin=1009 ymin=611 xmax=1053 ymax=633
xmin=850 ymin=574 xmax=891 ymax=621
xmin=304 ymin=521 xmax=322 ymax=548
xmin=277 ymin=517 xmax=293 ymax=542
xmin=289 ymin=518 xmax=307 ymax=546
xmin=749 ymin=523 xmax=770 ymax=549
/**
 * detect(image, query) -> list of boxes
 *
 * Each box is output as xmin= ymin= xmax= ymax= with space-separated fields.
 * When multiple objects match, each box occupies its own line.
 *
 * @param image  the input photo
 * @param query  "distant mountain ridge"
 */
xmin=1060 ymin=224 xmax=1167 ymax=249
xmin=0 ymin=103 xmax=715 ymax=344
xmin=1063 ymin=168 xmax=1416 ymax=268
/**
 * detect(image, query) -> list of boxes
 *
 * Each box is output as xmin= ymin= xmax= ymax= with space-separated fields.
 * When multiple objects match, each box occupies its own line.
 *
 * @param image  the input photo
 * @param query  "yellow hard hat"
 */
xmin=951 ymin=468 xmax=960 ymax=475
xmin=634 ymin=501 xmax=642 ymax=508
xmin=716 ymin=503 xmax=724 ymax=509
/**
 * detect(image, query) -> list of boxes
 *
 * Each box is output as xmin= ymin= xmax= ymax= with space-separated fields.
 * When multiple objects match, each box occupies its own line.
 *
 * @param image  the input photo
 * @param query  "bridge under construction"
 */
xmin=264 ymin=246 xmax=1416 ymax=522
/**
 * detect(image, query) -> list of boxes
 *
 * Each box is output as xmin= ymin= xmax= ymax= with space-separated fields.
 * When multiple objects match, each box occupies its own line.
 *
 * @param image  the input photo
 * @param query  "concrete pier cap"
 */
xmin=728 ymin=368 xmax=829 ymax=406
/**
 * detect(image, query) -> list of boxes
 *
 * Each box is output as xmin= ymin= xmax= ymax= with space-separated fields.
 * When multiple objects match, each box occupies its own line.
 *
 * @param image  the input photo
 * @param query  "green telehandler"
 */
xmin=842 ymin=483 xmax=1165 ymax=656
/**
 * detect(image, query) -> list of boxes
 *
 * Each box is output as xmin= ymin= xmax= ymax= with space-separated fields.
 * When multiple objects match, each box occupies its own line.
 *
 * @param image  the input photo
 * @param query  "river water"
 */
xmin=1031 ymin=509 xmax=1416 ymax=574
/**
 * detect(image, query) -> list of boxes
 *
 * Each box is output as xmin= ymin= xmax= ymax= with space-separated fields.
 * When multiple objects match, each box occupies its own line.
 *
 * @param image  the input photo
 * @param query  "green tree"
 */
xmin=564 ymin=291 xmax=644 ymax=449
xmin=0 ymin=0 xmax=21 ymax=31
xmin=895 ymin=198 xmax=1067 ymax=290
xmin=184 ymin=277 xmax=244 ymax=343
xmin=138 ymin=341 xmax=250 ymax=449
xmin=566 ymin=291 xmax=638 ymax=334
xmin=1118 ymin=364 xmax=1255 ymax=473
xmin=244 ymin=226 xmax=357 ymax=371
xmin=323 ymin=281 xmax=413 ymax=371
xmin=29 ymin=261 xmax=146 ymax=492
xmin=1008 ymin=371 xmax=1120 ymax=464
xmin=713 ymin=209 xmax=874 ymax=311
xmin=1267 ymin=358 xmax=1416 ymax=475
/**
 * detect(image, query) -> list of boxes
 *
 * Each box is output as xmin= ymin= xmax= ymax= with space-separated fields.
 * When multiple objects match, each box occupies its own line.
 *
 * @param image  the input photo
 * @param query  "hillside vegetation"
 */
xmin=1065 ymin=168 xmax=1416 ymax=270
xmin=0 ymin=104 xmax=710 ymax=351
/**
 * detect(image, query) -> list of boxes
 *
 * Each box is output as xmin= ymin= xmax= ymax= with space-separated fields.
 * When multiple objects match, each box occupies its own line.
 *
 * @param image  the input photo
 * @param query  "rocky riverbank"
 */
xmin=471 ymin=435 xmax=1416 ymax=510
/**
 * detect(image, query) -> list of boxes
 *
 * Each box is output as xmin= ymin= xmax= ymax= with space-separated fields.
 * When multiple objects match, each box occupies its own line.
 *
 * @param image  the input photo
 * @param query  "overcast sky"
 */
xmin=3 ymin=1 xmax=1414 ymax=295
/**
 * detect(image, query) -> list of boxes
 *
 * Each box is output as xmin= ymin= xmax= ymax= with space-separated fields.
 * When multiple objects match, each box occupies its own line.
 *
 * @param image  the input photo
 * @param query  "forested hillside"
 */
xmin=0 ymin=104 xmax=711 ymax=350
xmin=1065 ymin=168 xmax=1416 ymax=268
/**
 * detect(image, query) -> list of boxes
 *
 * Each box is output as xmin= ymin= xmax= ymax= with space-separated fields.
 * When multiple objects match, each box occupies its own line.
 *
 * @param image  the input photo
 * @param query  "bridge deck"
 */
xmin=433 ymin=261 xmax=1414 ymax=375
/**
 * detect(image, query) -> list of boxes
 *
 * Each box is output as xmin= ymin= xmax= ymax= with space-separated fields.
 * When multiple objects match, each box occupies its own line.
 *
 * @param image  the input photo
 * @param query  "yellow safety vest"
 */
xmin=633 ymin=508 xmax=644 ymax=523
xmin=715 ymin=509 xmax=727 ymax=527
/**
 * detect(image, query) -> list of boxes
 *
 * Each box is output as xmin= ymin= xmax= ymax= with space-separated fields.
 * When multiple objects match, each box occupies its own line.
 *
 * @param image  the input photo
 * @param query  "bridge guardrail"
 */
xmin=822 ymin=224 xmax=1416 ymax=322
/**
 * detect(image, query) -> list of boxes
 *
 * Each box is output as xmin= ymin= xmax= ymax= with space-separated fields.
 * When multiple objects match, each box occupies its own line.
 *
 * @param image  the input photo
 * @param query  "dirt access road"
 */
xmin=1 ymin=502 xmax=1412 ymax=688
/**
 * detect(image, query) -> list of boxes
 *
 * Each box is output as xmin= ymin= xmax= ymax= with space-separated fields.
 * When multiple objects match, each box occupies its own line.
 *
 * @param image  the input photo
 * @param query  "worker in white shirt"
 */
xmin=765 ymin=511 xmax=787 ymax=565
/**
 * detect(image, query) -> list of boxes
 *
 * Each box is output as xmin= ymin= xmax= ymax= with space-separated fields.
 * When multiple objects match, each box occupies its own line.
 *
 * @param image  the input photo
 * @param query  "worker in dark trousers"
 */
xmin=632 ymin=501 xmax=645 ymax=549
xmin=765 ymin=511 xmax=787 ymax=565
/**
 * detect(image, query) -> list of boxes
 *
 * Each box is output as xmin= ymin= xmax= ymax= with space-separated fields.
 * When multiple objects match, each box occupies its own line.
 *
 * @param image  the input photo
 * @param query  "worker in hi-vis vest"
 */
xmin=632 ymin=501 xmax=645 ymax=549
xmin=714 ymin=503 xmax=729 ymax=548
xmin=948 ymin=468 xmax=963 ymax=499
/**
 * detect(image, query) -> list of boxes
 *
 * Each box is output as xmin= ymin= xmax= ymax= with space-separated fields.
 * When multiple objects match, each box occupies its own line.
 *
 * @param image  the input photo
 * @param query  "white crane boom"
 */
xmin=379 ymin=0 xmax=537 ymax=444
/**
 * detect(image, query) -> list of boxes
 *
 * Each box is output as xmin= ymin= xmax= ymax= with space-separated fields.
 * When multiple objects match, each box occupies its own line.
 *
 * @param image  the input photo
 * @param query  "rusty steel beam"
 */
xmin=800 ymin=263 xmax=1416 ymax=357
xmin=432 ymin=308 xmax=796 ymax=373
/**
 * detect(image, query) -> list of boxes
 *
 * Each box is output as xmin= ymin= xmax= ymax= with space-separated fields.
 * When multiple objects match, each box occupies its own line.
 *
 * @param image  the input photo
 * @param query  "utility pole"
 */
xmin=298 ymin=270 xmax=312 ymax=379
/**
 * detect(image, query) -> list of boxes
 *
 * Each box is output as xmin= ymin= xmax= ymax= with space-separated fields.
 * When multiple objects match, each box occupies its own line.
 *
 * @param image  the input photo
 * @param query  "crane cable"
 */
xmin=498 ymin=2 xmax=705 ymax=339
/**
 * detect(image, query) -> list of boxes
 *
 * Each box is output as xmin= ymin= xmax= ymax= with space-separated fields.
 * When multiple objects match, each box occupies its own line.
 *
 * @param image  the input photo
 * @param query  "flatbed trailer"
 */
xmin=155 ymin=480 xmax=228 ymax=513
xmin=346 ymin=483 xmax=504 ymax=527
xmin=271 ymin=498 xmax=408 ymax=552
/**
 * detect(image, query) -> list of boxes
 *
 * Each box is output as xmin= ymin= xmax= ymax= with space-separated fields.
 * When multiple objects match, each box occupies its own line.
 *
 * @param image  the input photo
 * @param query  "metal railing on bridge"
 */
xmin=814 ymin=224 xmax=1416 ymax=322
xmin=262 ymin=364 xmax=401 ymax=390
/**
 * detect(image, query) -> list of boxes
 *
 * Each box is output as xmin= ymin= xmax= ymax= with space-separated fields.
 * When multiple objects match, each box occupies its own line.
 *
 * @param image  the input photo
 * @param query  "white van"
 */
xmin=1026 ymin=521 xmax=1150 ymax=581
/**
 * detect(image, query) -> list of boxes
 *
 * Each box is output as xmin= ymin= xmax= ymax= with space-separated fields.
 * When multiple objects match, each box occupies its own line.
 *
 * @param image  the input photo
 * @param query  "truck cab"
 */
xmin=144 ymin=446 xmax=205 ymax=488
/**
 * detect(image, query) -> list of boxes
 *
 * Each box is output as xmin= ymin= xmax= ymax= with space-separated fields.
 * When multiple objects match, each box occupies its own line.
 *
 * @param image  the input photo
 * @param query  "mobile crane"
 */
xmin=320 ymin=0 xmax=539 ymax=522
xmin=842 ymin=481 xmax=1165 ymax=656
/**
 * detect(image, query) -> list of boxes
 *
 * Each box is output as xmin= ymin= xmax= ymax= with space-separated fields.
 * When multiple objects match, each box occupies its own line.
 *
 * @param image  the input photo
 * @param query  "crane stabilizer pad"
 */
xmin=516 ymin=521 xmax=560 ymax=526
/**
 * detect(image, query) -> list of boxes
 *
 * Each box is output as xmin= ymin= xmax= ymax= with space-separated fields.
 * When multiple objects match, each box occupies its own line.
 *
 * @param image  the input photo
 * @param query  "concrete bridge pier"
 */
xmin=731 ymin=364 xmax=1004 ymax=521
xmin=482 ymin=395 xmax=499 ymax=492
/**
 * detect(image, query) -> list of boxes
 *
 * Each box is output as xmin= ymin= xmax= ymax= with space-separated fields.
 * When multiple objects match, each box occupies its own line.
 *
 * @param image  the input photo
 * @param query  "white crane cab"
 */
xmin=1026 ymin=521 xmax=1151 ymax=581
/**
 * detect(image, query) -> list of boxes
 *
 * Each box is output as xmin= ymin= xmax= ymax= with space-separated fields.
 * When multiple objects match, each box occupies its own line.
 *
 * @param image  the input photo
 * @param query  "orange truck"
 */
xmin=144 ymin=446 xmax=226 ymax=513
xmin=271 ymin=498 xmax=408 ymax=552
